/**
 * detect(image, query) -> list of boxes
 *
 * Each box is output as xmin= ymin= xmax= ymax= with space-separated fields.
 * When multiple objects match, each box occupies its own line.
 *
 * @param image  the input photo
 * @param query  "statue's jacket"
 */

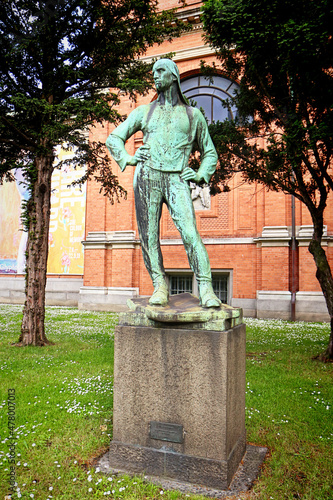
xmin=107 ymin=99 xmax=218 ymax=184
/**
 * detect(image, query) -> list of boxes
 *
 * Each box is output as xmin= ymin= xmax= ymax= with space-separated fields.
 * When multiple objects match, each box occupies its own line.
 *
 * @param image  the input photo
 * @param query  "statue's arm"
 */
xmin=106 ymin=107 xmax=144 ymax=171
xmin=106 ymin=135 xmax=135 ymax=171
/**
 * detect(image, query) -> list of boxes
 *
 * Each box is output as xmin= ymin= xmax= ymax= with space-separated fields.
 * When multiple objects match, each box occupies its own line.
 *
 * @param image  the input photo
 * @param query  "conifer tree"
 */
xmin=0 ymin=0 xmax=187 ymax=345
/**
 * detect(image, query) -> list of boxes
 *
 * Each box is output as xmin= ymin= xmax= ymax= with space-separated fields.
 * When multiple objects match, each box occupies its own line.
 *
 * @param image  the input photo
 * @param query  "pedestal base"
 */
xmin=110 ymin=319 xmax=246 ymax=489
xmin=109 ymin=434 xmax=246 ymax=490
xmin=101 ymin=444 xmax=267 ymax=498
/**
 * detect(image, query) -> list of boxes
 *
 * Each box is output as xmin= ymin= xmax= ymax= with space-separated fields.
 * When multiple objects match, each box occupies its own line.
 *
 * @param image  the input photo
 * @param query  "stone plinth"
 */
xmin=109 ymin=296 xmax=246 ymax=489
xmin=124 ymin=292 xmax=243 ymax=331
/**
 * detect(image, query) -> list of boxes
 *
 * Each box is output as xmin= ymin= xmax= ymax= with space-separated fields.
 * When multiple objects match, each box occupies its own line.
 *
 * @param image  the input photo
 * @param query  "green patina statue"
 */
xmin=106 ymin=59 xmax=221 ymax=308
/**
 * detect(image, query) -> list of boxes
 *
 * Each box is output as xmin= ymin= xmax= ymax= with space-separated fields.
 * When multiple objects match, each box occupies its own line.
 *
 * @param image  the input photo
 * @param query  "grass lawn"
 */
xmin=0 ymin=304 xmax=332 ymax=500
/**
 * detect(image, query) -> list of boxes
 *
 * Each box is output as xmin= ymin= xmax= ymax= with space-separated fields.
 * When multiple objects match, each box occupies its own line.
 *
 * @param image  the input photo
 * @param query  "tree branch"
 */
xmin=0 ymin=116 xmax=37 ymax=149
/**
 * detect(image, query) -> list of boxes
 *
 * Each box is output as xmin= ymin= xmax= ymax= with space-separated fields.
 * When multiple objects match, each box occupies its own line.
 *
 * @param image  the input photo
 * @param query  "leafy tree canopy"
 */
xmin=202 ymin=0 xmax=333 ymax=358
xmin=203 ymin=0 xmax=333 ymax=210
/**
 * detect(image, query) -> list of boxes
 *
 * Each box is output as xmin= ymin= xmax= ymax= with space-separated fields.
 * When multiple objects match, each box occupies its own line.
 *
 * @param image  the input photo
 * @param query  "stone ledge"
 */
xmin=82 ymin=231 xmax=140 ymax=249
xmin=98 ymin=444 xmax=267 ymax=498
xmin=122 ymin=293 xmax=243 ymax=331
xmin=108 ymin=435 xmax=246 ymax=491
xmin=79 ymin=286 xmax=138 ymax=302
xmin=0 ymin=276 xmax=82 ymax=306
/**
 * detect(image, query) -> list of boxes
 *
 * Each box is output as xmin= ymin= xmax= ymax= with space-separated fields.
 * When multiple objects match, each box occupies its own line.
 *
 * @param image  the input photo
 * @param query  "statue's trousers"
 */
xmin=133 ymin=163 xmax=212 ymax=285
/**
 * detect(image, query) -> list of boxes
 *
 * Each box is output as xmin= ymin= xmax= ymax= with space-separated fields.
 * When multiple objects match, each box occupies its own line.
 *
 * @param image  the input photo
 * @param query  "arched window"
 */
xmin=180 ymin=74 xmax=238 ymax=124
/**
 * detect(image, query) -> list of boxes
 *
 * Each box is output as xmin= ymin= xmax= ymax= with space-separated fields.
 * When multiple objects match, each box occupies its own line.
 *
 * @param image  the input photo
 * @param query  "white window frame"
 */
xmin=180 ymin=74 xmax=239 ymax=124
xmin=166 ymin=270 xmax=194 ymax=296
xmin=166 ymin=269 xmax=233 ymax=305
xmin=211 ymin=270 xmax=233 ymax=305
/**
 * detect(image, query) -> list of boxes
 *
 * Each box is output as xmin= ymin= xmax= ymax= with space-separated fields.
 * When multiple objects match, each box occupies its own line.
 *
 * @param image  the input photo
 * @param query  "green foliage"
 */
xmin=0 ymin=0 xmax=189 ymax=199
xmin=202 ymin=0 xmax=333 ymax=213
xmin=202 ymin=0 xmax=333 ymax=354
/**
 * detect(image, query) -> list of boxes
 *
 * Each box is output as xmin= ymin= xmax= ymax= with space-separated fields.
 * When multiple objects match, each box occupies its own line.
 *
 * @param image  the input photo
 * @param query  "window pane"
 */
xmin=181 ymin=77 xmax=199 ymax=91
xmin=200 ymin=75 xmax=213 ymax=87
xmin=181 ymin=74 xmax=239 ymax=125
xmin=170 ymin=275 xmax=193 ymax=295
xmin=212 ymin=97 xmax=229 ymax=123
xmin=212 ymin=275 xmax=228 ymax=303
xmin=191 ymin=95 xmax=212 ymax=123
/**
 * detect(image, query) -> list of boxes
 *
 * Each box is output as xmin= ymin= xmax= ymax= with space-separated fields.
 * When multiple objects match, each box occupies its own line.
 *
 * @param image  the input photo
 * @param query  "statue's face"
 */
xmin=153 ymin=62 xmax=176 ymax=92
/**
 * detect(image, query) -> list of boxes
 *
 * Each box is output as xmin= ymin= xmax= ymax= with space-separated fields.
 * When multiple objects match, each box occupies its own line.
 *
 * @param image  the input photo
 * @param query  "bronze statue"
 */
xmin=106 ymin=59 xmax=221 ymax=308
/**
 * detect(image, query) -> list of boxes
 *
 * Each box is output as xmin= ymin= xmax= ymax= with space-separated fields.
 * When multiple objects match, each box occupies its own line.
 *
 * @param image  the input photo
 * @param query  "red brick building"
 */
xmin=0 ymin=0 xmax=332 ymax=321
xmin=79 ymin=0 xmax=333 ymax=321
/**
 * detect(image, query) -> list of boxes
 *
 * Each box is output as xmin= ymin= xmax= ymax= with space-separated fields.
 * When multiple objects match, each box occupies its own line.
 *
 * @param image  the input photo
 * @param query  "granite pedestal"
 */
xmin=109 ymin=294 xmax=246 ymax=490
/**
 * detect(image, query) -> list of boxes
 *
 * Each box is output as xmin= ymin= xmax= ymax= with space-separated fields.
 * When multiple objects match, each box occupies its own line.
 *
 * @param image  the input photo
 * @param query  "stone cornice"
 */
xmin=140 ymin=44 xmax=216 ymax=64
xmin=175 ymin=6 xmax=202 ymax=25
xmin=83 ymin=232 xmax=258 ymax=249
xmin=254 ymin=226 xmax=291 ymax=247
xmin=82 ymin=227 xmax=332 ymax=250
xmin=161 ymin=237 xmax=254 ymax=245
xmin=254 ymin=225 xmax=332 ymax=247
xmin=82 ymin=231 xmax=140 ymax=249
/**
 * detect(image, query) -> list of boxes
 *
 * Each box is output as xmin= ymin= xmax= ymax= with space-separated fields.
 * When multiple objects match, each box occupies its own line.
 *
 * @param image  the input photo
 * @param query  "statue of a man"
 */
xmin=106 ymin=59 xmax=221 ymax=308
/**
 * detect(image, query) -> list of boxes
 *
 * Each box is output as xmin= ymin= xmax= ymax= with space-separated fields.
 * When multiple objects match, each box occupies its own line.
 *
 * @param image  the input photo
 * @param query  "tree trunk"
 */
xmin=308 ymin=230 xmax=333 ymax=360
xmin=19 ymin=154 xmax=54 ymax=346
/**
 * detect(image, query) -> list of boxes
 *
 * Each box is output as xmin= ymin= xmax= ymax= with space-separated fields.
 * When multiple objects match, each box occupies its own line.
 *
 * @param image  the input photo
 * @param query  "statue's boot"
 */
xmin=149 ymin=279 xmax=169 ymax=307
xmin=199 ymin=281 xmax=221 ymax=308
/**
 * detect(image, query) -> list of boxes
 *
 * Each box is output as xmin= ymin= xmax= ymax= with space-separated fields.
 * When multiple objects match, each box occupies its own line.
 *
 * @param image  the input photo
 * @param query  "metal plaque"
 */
xmin=149 ymin=421 xmax=184 ymax=444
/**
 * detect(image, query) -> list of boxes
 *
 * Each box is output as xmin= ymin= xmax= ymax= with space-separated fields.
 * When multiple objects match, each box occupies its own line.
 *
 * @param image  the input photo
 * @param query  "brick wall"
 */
xmin=83 ymin=1 xmax=333 ymax=310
